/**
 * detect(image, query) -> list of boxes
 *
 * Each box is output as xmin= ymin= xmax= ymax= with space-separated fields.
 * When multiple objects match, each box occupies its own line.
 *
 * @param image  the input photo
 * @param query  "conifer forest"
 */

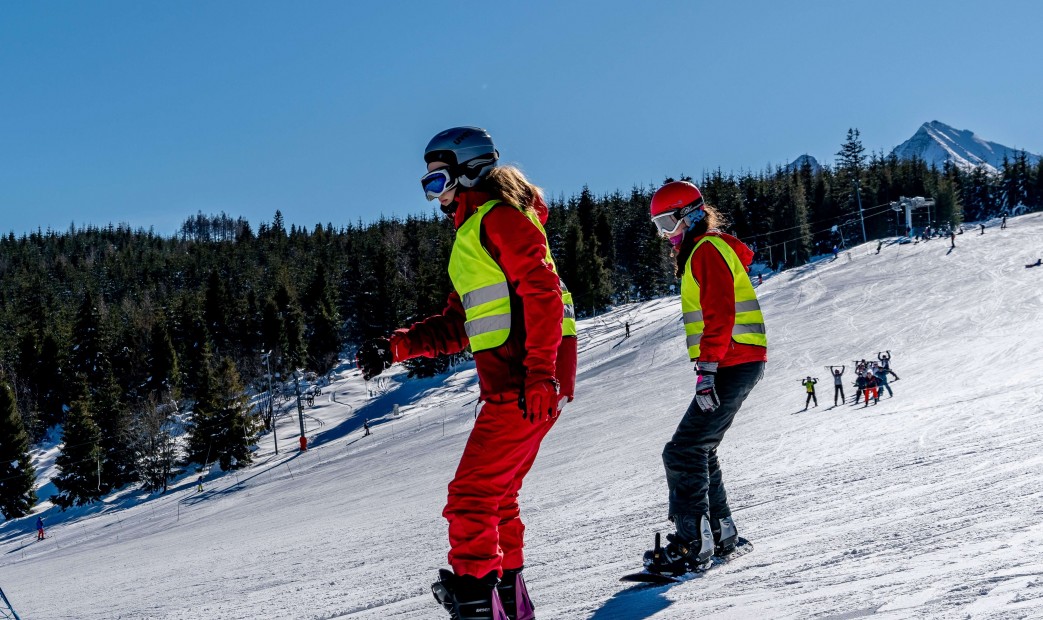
xmin=1 ymin=130 xmax=1041 ymax=517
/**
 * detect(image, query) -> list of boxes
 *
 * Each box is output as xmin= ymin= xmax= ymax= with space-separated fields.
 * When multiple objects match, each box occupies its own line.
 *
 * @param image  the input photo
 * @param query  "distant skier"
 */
xmin=358 ymin=127 xmax=577 ymax=620
xmin=36 ymin=515 xmax=45 ymax=540
xmin=363 ymin=419 xmax=370 ymax=436
xmin=876 ymin=240 xmax=883 ymax=254
xmin=863 ymin=372 xmax=880 ymax=406
xmin=832 ymin=245 xmax=839 ymax=260
xmin=1001 ymin=214 xmax=1007 ymax=229
xmin=854 ymin=372 xmax=867 ymax=405
xmin=757 ymin=273 xmax=763 ymax=285
xmin=950 ymin=231 xmax=956 ymax=249
xmin=625 ymin=321 xmax=631 ymax=338
xmin=802 ymin=377 xmax=818 ymax=410
xmin=1027 ymin=258 xmax=1042 ymax=268
xmin=640 ymin=180 xmax=767 ymax=578
xmin=196 ymin=476 xmax=203 ymax=492
xmin=828 ymin=366 xmax=845 ymax=406
xmin=980 ymin=223 xmax=986 ymax=235
xmin=873 ymin=363 xmax=899 ymax=398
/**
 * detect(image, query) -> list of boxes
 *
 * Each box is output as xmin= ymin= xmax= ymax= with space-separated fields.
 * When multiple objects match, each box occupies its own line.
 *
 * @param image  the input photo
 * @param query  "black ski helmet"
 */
xmin=424 ymin=126 xmax=499 ymax=188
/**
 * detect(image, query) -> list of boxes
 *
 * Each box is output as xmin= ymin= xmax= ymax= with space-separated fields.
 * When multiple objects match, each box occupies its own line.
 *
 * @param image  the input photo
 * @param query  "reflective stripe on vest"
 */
xmin=680 ymin=235 xmax=767 ymax=360
xmin=448 ymin=200 xmax=575 ymax=352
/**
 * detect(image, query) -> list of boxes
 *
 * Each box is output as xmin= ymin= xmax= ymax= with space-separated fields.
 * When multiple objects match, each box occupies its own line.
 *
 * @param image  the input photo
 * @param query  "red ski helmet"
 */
xmin=650 ymin=181 xmax=706 ymax=238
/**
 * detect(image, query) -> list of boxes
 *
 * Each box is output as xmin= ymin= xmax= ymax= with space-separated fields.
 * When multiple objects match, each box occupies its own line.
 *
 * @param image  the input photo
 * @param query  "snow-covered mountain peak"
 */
xmin=786 ymin=153 xmax=822 ymax=173
xmin=891 ymin=120 xmax=1041 ymax=173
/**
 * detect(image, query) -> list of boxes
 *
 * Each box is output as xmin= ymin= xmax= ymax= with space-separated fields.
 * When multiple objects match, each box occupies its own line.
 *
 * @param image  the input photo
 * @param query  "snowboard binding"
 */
xmin=431 ymin=569 xmax=510 ymax=620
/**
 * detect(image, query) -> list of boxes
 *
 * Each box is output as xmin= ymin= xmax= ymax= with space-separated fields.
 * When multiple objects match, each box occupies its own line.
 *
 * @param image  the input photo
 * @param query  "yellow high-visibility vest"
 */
xmin=448 ymin=200 xmax=576 ymax=352
xmin=680 ymin=235 xmax=767 ymax=360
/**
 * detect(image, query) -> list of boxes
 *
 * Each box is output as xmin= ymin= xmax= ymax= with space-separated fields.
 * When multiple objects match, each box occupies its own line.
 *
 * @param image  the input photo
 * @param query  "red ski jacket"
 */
xmin=688 ymin=231 xmax=769 ymax=368
xmin=389 ymin=189 xmax=577 ymax=402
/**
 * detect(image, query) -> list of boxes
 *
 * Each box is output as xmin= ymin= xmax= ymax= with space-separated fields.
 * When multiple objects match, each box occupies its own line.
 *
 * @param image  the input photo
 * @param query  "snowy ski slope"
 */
xmin=2 ymin=213 xmax=1042 ymax=619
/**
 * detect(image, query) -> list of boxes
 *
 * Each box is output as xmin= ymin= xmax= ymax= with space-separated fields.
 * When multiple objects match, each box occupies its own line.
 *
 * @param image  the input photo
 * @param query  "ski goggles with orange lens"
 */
xmin=652 ymin=198 xmax=705 ymax=237
xmin=421 ymin=169 xmax=458 ymax=201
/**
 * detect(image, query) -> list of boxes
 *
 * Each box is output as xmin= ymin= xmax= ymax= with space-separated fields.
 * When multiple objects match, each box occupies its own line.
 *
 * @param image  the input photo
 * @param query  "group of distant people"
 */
xmin=910 ymin=213 xmax=1017 ymax=249
xmin=803 ymin=351 xmax=900 ymax=409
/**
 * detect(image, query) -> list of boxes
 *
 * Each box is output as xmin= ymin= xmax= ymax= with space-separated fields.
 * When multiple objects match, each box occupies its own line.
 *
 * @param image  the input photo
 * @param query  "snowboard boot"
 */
xmin=642 ymin=514 xmax=714 ymax=576
xmin=431 ymin=569 xmax=509 ymax=620
xmin=497 ymin=567 xmax=535 ymax=620
xmin=711 ymin=516 xmax=739 ymax=557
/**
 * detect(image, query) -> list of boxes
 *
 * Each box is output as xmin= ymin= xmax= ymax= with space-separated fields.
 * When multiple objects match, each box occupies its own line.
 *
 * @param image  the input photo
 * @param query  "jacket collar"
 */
xmin=452 ymin=189 xmax=497 ymax=230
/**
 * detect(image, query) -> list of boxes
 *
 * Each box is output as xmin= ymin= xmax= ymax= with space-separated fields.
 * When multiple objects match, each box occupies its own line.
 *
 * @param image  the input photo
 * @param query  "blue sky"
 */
xmin=2 ymin=1 xmax=1041 ymax=236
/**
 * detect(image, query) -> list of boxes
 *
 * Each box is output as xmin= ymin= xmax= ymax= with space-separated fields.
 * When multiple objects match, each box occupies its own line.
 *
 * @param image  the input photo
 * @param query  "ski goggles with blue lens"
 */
xmin=421 ymin=169 xmax=458 ymax=201
xmin=652 ymin=198 xmax=706 ymax=237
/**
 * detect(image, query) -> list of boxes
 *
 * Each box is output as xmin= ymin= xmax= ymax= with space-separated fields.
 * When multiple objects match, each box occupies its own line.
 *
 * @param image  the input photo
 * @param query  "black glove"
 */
xmin=694 ymin=361 xmax=720 ymax=413
xmin=356 ymin=338 xmax=393 ymax=381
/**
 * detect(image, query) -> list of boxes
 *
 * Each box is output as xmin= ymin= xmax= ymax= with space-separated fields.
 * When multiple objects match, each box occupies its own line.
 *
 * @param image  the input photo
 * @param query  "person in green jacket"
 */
xmin=802 ymin=377 xmax=818 ymax=410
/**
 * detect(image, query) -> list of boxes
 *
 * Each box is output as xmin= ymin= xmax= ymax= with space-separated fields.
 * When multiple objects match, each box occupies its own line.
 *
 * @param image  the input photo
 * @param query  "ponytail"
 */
xmin=673 ymin=205 xmax=729 ymax=278
xmin=476 ymin=165 xmax=543 ymax=214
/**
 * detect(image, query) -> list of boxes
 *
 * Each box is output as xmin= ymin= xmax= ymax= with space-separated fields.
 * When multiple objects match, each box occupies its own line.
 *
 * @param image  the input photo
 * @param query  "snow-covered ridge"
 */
xmin=785 ymin=153 xmax=822 ymax=173
xmin=891 ymin=120 xmax=1042 ymax=173
xmin=2 ymin=213 xmax=1043 ymax=618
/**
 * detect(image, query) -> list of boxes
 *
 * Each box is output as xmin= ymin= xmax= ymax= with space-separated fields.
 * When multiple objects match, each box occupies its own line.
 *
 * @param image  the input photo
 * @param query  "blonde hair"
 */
xmin=673 ymin=204 xmax=730 ymax=277
xmin=477 ymin=165 xmax=544 ymax=213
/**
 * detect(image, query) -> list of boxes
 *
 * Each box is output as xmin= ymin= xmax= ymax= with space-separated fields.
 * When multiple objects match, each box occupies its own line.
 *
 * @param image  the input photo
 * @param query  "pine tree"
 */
xmin=933 ymin=175 xmax=963 ymax=229
xmin=36 ymin=331 xmax=70 ymax=427
xmin=1001 ymin=151 xmax=1032 ymax=212
xmin=0 ymin=381 xmax=36 ymax=519
xmin=780 ymin=177 xmax=813 ymax=265
xmin=1032 ymin=158 xmax=1043 ymax=209
xmin=94 ymin=367 xmax=135 ymax=490
xmin=147 ymin=317 xmax=181 ymax=400
xmin=303 ymin=264 xmax=343 ymax=375
xmin=835 ymin=128 xmax=868 ymax=232
xmin=185 ymin=341 xmax=219 ymax=466
xmin=261 ymin=297 xmax=288 ymax=376
xmin=177 ymin=298 xmax=213 ymax=403
xmin=204 ymin=270 xmax=233 ymax=357
xmin=70 ymin=290 xmax=109 ymax=389
xmin=189 ymin=357 xmax=257 ymax=471
xmin=12 ymin=331 xmax=42 ymax=441
xmin=275 ymin=283 xmax=306 ymax=372
xmin=52 ymin=384 xmax=104 ymax=509
xmin=132 ymin=395 xmax=179 ymax=493
xmin=572 ymin=188 xmax=614 ymax=310
xmin=559 ymin=217 xmax=584 ymax=312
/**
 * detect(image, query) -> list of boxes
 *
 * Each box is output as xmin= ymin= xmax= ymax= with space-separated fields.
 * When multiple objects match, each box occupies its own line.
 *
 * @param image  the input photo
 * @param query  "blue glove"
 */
xmin=695 ymin=361 xmax=720 ymax=413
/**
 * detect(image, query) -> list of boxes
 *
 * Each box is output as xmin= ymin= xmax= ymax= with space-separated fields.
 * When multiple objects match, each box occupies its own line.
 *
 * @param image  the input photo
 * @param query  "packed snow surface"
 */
xmin=3 ymin=213 xmax=1043 ymax=619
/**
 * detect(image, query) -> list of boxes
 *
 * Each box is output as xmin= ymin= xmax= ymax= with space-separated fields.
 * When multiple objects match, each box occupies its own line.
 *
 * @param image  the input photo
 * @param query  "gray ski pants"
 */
xmin=663 ymin=361 xmax=765 ymax=520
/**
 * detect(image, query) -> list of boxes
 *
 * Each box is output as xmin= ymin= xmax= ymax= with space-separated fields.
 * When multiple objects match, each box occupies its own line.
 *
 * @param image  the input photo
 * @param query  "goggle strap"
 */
xmin=677 ymin=197 xmax=704 ymax=219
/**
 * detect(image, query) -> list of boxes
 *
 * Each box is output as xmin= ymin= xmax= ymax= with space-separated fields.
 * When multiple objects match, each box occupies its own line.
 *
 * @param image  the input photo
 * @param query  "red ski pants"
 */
xmin=443 ymin=397 xmax=556 ymax=578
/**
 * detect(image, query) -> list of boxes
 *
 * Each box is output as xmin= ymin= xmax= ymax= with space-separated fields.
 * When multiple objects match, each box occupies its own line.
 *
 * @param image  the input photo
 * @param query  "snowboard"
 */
xmin=620 ymin=536 xmax=753 ymax=585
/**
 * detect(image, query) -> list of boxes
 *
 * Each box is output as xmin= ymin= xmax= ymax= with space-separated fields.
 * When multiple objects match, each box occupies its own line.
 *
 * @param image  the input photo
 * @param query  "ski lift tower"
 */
xmin=890 ymin=196 xmax=935 ymax=236
xmin=0 ymin=586 xmax=21 ymax=620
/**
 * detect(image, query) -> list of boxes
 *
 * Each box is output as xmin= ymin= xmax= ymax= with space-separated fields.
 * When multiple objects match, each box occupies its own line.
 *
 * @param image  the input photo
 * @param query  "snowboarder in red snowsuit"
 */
xmin=36 ymin=515 xmax=45 ymax=540
xmin=356 ymin=127 xmax=576 ymax=620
